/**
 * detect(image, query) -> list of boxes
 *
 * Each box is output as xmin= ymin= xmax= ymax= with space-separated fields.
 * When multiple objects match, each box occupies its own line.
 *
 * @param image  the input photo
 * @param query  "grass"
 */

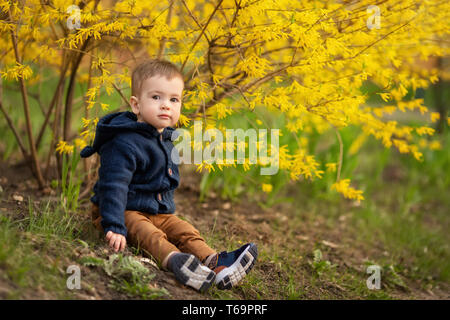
xmin=194 ymin=124 xmax=449 ymax=300
xmin=0 ymin=194 xmax=170 ymax=299
xmin=80 ymin=253 xmax=170 ymax=299
xmin=0 ymin=214 xmax=78 ymax=299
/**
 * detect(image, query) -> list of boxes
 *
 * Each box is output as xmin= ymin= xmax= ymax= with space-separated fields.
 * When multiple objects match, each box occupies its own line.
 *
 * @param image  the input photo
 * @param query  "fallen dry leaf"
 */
xmin=140 ymin=257 xmax=159 ymax=269
xmin=321 ymin=240 xmax=340 ymax=249
xmin=296 ymin=235 xmax=309 ymax=241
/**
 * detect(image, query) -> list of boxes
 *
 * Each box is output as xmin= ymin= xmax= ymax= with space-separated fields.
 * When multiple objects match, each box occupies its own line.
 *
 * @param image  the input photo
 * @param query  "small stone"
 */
xmin=222 ymin=202 xmax=231 ymax=210
xmin=13 ymin=194 xmax=23 ymax=202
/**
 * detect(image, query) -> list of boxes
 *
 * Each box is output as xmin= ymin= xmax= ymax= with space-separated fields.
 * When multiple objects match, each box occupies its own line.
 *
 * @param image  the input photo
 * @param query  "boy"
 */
xmin=81 ymin=59 xmax=257 ymax=292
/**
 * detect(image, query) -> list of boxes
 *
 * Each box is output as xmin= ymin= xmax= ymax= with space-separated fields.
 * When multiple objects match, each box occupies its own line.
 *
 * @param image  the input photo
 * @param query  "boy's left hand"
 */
xmin=105 ymin=231 xmax=127 ymax=252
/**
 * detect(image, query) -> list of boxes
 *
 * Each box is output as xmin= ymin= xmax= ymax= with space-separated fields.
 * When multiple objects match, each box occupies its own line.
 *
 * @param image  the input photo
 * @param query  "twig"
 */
xmin=44 ymin=54 xmax=67 ymax=180
xmin=330 ymin=124 xmax=343 ymax=182
xmin=8 ymin=11 xmax=46 ymax=189
xmin=63 ymin=37 xmax=91 ymax=141
xmin=180 ymin=0 xmax=224 ymax=72
xmin=35 ymin=61 xmax=70 ymax=150
xmin=157 ymin=0 xmax=174 ymax=59
xmin=0 ymin=101 xmax=29 ymax=160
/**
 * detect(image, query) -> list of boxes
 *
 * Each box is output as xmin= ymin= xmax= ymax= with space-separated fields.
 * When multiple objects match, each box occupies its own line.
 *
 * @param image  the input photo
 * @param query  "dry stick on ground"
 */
xmin=8 ymin=12 xmax=45 ymax=189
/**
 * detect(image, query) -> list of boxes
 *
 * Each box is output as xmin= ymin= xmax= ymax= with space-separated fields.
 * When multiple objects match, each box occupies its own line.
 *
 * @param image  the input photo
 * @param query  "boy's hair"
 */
xmin=131 ymin=59 xmax=184 ymax=97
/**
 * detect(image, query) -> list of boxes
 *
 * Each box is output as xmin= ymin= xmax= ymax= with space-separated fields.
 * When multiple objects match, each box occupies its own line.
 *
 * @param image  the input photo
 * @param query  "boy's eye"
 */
xmin=170 ymin=98 xmax=179 ymax=103
xmin=152 ymin=95 xmax=160 ymax=100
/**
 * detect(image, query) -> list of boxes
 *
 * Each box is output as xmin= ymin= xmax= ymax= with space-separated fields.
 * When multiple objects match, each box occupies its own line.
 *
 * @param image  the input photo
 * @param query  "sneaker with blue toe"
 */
xmin=204 ymin=243 xmax=258 ymax=290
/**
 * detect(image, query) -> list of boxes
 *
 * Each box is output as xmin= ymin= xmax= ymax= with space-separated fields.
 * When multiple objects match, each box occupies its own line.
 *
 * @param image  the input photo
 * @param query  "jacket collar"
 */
xmin=126 ymin=111 xmax=177 ymax=141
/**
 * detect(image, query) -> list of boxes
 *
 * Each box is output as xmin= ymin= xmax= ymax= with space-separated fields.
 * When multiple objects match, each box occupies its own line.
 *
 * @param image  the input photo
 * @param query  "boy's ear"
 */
xmin=130 ymin=96 xmax=139 ymax=116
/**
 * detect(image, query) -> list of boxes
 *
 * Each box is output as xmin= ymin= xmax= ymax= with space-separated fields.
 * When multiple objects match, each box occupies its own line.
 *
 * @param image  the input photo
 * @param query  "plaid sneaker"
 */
xmin=207 ymin=243 xmax=258 ymax=290
xmin=167 ymin=253 xmax=216 ymax=292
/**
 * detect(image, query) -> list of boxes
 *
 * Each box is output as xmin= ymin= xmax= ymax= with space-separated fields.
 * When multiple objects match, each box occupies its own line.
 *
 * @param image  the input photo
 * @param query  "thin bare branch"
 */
xmin=180 ymin=0 xmax=224 ymax=72
xmin=9 ymin=10 xmax=45 ymax=189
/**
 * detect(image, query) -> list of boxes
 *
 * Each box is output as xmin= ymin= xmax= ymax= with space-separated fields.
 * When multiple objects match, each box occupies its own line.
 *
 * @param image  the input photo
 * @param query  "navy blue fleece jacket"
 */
xmin=80 ymin=111 xmax=180 ymax=237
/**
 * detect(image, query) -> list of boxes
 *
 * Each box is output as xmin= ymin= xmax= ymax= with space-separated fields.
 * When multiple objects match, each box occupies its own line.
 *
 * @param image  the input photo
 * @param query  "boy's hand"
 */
xmin=105 ymin=231 xmax=127 ymax=252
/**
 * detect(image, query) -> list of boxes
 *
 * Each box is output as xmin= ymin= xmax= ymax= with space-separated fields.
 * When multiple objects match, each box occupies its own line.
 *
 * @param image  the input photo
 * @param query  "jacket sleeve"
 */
xmin=97 ymin=139 xmax=137 ymax=237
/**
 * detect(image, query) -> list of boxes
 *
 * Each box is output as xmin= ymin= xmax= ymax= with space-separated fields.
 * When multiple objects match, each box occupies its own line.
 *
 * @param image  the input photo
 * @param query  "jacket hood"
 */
xmin=80 ymin=111 xmax=178 ymax=158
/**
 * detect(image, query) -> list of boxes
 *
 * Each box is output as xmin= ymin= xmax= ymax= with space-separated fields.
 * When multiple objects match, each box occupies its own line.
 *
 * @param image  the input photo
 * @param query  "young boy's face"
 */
xmin=130 ymin=75 xmax=184 ymax=133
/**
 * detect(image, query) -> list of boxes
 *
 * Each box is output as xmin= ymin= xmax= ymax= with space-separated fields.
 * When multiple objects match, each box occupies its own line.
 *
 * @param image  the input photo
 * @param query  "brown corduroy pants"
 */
xmin=91 ymin=204 xmax=216 ymax=268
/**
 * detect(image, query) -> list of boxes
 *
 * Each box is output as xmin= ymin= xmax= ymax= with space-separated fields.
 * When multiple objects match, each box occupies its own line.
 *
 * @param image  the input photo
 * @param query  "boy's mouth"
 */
xmin=158 ymin=114 xmax=170 ymax=119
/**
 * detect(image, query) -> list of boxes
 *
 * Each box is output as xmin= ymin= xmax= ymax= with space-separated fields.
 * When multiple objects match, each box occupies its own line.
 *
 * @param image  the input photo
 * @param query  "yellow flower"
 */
xmin=430 ymin=112 xmax=440 ymax=123
xmin=262 ymin=183 xmax=273 ymax=193
xmin=195 ymin=161 xmax=215 ymax=173
xmin=325 ymin=163 xmax=337 ymax=172
xmin=377 ymin=93 xmax=391 ymax=102
xmin=1 ymin=63 xmax=33 ymax=81
xmin=56 ymin=141 xmax=74 ymax=155
xmin=416 ymin=126 xmax=435 ymax=136
xmin=331 ymin=179 xmax=364 ymax=202
xmin=428 ymin=140 xmax=442 ymax=150
xmin=81 ymin=117 xmax=91 ymax=128
xmin=74 ymin=138 xmax=87 ymax=150
xmin=177 ymin=114 xmax=190 ymax=127
xmin=215 ymin=103 xmax=233 ymax=120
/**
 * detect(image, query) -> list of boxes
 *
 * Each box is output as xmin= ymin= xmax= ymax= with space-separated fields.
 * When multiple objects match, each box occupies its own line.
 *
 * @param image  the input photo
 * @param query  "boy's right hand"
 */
xmin=105 ymin=231 xmax=127 ymax=252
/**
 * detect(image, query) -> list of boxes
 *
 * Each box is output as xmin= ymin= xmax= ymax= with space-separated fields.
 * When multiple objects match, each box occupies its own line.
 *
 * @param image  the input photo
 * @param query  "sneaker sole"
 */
xmin=170 ymin=253 xmax=216 ymax=292
xmin=215 ymin=243 xmax=258 ymax=290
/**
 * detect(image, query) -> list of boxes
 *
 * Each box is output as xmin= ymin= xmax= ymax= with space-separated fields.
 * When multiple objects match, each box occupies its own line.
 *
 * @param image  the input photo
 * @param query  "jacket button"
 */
xmin=157 ymin=193 xmax=162 ymax=201
xmin=168 ymin=168 xmax=172 ymax=175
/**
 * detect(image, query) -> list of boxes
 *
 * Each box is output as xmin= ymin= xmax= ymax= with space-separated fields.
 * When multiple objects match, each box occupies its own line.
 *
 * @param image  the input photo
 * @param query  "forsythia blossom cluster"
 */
xmin=1 ymin=0 xmax=449 ymax=201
